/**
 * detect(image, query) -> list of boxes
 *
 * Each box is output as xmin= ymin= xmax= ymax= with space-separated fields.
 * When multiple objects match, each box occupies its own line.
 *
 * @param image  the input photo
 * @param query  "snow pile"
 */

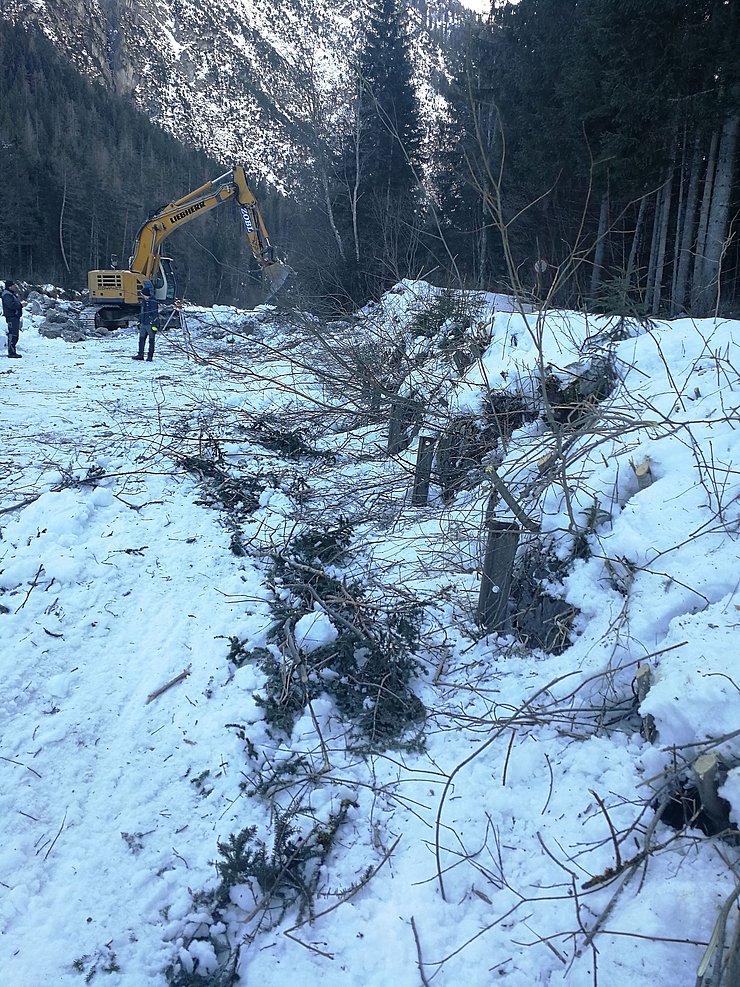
xmin=1 ymin=291 xmax=739 ymax=987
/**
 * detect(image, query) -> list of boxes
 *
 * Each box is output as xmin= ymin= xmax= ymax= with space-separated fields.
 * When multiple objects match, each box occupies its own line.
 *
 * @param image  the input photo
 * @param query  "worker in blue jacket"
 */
xmin=132 ymin=280 xmax=160 ymax=362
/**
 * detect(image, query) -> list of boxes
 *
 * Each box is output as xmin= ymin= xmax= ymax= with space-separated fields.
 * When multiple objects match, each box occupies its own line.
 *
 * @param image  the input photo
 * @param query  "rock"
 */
xmin=45 ymin=310 xmax=71 ymax=325
xmin=60 ymin=325 xmax=87 ymax=343
xmin=24 ymin=292 xmax=45 ymax=315
xmin=39 ymin=323 xmax=65 ymax=339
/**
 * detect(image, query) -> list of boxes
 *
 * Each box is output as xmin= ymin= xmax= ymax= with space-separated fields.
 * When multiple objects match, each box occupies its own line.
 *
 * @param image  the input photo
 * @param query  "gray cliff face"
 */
xmin=6 ymin=0 xmax=468 ymax=188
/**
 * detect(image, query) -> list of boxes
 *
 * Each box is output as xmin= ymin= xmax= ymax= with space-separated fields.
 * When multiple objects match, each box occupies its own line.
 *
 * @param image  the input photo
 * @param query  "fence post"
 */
xmin=477 ymin=511 xmax=520 ymax=633
xmin=387 ymin=396 xmax=420 ymax=456
xmin=361 ymin=381 xmax=382 ymax=424
xmin=635 ymin=665 xmax=656 ymax=742
xmin=412 ymin=435 xmax=436 ymax=506
xmin=693 ymin=753 xmax=731 ymax=834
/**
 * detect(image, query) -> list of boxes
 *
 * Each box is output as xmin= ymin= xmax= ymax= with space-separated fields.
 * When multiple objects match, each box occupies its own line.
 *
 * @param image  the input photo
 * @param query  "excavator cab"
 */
xmin=153 ymin=259 xmax=181 ymax=330
xmin=85 ymin=258 xmax=179 ymax=332
xmin=153 ymin=258 xmax=177 ymax=304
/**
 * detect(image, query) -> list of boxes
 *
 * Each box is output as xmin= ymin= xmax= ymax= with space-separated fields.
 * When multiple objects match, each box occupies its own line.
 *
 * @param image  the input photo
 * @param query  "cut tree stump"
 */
xmin=477 ymin=519 xmax=520 ymax=633
xmin=635 ymin=664 xmax=656 ymax=741
xmin=412 ymin=435 xmax=436 ymax=506
xmin=631 ymin=457 xmax=654 ymax=490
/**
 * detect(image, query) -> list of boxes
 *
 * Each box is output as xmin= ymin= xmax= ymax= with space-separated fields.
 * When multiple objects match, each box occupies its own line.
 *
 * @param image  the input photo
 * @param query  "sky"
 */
xmin=1 ymin=284 xmax=739 ymax=986
xmin=459 ymin=0 xmax=490 ymax=11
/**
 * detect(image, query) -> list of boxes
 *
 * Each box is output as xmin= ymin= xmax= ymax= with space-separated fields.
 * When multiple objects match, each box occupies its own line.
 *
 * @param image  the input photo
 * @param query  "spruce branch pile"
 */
xmin=236 ymin=521 xmax=427 ymax=750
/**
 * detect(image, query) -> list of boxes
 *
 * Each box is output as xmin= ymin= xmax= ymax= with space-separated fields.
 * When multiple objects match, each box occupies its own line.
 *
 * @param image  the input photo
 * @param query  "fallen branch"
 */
xmin=146 ymin=664 xmax=192 ymax=704
xmin=15 ymin=564 xmax=44 ymax=613
xmin=0 ymin=495 xmax=42 ymax=516
xmin=434 ymin=641 xmax=688 ymax=901
xmin=411 ymin=916 xmax=432 ymax=987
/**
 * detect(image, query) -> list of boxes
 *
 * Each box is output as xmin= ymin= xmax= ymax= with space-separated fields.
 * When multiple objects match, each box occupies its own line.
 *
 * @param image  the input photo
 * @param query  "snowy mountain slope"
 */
xmin=3 ymin=0 xmax=468 ymax=188
xmin=1 ymin=290 xmax=739 ymax=986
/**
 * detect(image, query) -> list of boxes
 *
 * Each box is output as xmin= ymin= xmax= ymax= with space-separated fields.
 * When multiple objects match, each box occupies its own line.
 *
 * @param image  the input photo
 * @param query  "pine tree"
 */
xmin=433 ymin=21 xmax=505 ymax=288
xmin=335 ymin=0 xmax=424 ymax=301
xmin=358 ymin=0 xmax=422 ymax=202
xmin=439 ymin=0 xmax=740 ymax=314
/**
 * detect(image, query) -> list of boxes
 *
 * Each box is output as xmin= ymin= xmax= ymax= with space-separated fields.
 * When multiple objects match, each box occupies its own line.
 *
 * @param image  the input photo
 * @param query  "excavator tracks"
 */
xmin=80 ymin=307 xmax=99 ymax=335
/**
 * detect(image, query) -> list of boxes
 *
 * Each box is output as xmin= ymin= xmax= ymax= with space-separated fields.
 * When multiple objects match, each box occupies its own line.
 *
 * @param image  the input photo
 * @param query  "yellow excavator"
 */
xmin=83 ymin=165 xmax=291 ymax=332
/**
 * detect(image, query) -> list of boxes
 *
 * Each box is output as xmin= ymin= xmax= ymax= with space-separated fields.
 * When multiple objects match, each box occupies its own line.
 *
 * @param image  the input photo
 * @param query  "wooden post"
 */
xmin=693 ymin=753 xmax=730 ymax=834
xmin=477 ymin=515 xmax=520 ymax=633
xmin=387 ymin=396 xmax=420 ymax=456
xmin=387 ymin=399 xmax=405 ymax=455
xmin=412 ymin=435 xmax=436 ymax=506
xmin=361 ymin=381 xmax=382 ymax=424
xmin=436 ymin=431 xmax=466 ymax=501
xmin=631 ymin=457 xmax=653 ymax=490
xmin=452 ymin=349 xmax=473 ymax=373
xmin=635 ymin=664 xmax=656 ymax=742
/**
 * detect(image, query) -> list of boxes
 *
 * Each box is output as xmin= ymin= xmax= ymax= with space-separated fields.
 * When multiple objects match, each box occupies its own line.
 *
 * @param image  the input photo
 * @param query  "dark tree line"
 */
xmin=436 ymin=0 xmax=740 ymax=315
xmin=292 ymin=0 xmax=739 ymax=317
xmin=285 ymin=0 xmax=426 ymax=308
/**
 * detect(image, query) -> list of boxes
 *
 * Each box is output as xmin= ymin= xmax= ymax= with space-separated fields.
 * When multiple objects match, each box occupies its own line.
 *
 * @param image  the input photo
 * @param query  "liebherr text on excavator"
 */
xmin=83 ymin=165 xmax=290 ymax=332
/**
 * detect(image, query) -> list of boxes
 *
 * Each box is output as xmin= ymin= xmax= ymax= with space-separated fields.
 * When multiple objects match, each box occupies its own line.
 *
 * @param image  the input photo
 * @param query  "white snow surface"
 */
xmin=1 ymin=286 xmax=739 ymax=986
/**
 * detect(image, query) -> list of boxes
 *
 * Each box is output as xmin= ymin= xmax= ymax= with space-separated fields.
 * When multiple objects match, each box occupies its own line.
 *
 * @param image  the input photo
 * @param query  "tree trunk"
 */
xmin=691 ymin=128 xmax=719 ymax=311
xmin=645 ymin=188 xmax=662 ymax=312
xmin=477 ymin=101 xmax=497 ymax=287
xmin=89 ymin=206 xmax=98 ymax=270
xmin=673 ymin=135 xmax=702 ymax=315
xmin=625 ymin=195 xmax=647 ymax=302
xmin=59 ymin=171 xmax=71 ymax=275
xmin=478 ymin=213 xmax=488 ymax=287
xmin=321 ymin=167 xmax=346 ymax=262
xmin=589 ymin=190 xmax=609 ymax=299
xmin=692 ymin=111 xmax=739 ymax=316
xmin=120 ymin=208 xmax=129 ymax=268
xmin=651 ymin=167 xmax=673 ymax=315
xmin=351 ymin=103 xmax=362 ymax=264
xmin=669 ymin=131 xmax=687 ymax=312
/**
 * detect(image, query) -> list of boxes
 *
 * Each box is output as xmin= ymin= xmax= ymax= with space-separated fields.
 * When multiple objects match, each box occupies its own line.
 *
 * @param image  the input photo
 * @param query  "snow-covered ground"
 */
xmin=1 ymin=288 xmax=739 ymax=986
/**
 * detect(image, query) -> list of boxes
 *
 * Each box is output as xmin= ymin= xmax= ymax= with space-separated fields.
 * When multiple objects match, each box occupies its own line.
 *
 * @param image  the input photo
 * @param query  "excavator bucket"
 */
xmin=262 ymin=257 xmax=292 ymax=292
xmin=235 ymin=179 xmax=293 ymax=300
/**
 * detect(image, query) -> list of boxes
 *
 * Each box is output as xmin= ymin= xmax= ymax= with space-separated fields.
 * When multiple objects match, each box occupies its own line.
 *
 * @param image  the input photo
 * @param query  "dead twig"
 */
xmin=43 ymin=807 xmax=68 ymax=860
xmin=411 ymin=915 xmax=432 ymax=987
xmin=15 ymin=564 xmax=44 ymax=613
xmin=0 ymin=754 xmax=42 ymax=779
xmin=696 ymin=883 xmax=740 ymax=987
xmin=591 ymin=789 xmax=622 ymax=871
xmin=146 ymin=664 xmax=192 ymax=704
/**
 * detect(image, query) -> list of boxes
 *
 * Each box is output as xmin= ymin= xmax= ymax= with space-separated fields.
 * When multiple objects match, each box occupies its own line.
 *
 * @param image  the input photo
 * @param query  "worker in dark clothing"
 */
xmin=132 ymin=279 xmax=160 ymax=362
xmin=2 ymin=279 xmax=23 ymax=358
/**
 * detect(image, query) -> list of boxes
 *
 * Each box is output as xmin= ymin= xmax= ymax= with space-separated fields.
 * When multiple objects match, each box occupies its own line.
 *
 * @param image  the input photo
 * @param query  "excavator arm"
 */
xmin=129 ymin=165 xmax=289 ymax=291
